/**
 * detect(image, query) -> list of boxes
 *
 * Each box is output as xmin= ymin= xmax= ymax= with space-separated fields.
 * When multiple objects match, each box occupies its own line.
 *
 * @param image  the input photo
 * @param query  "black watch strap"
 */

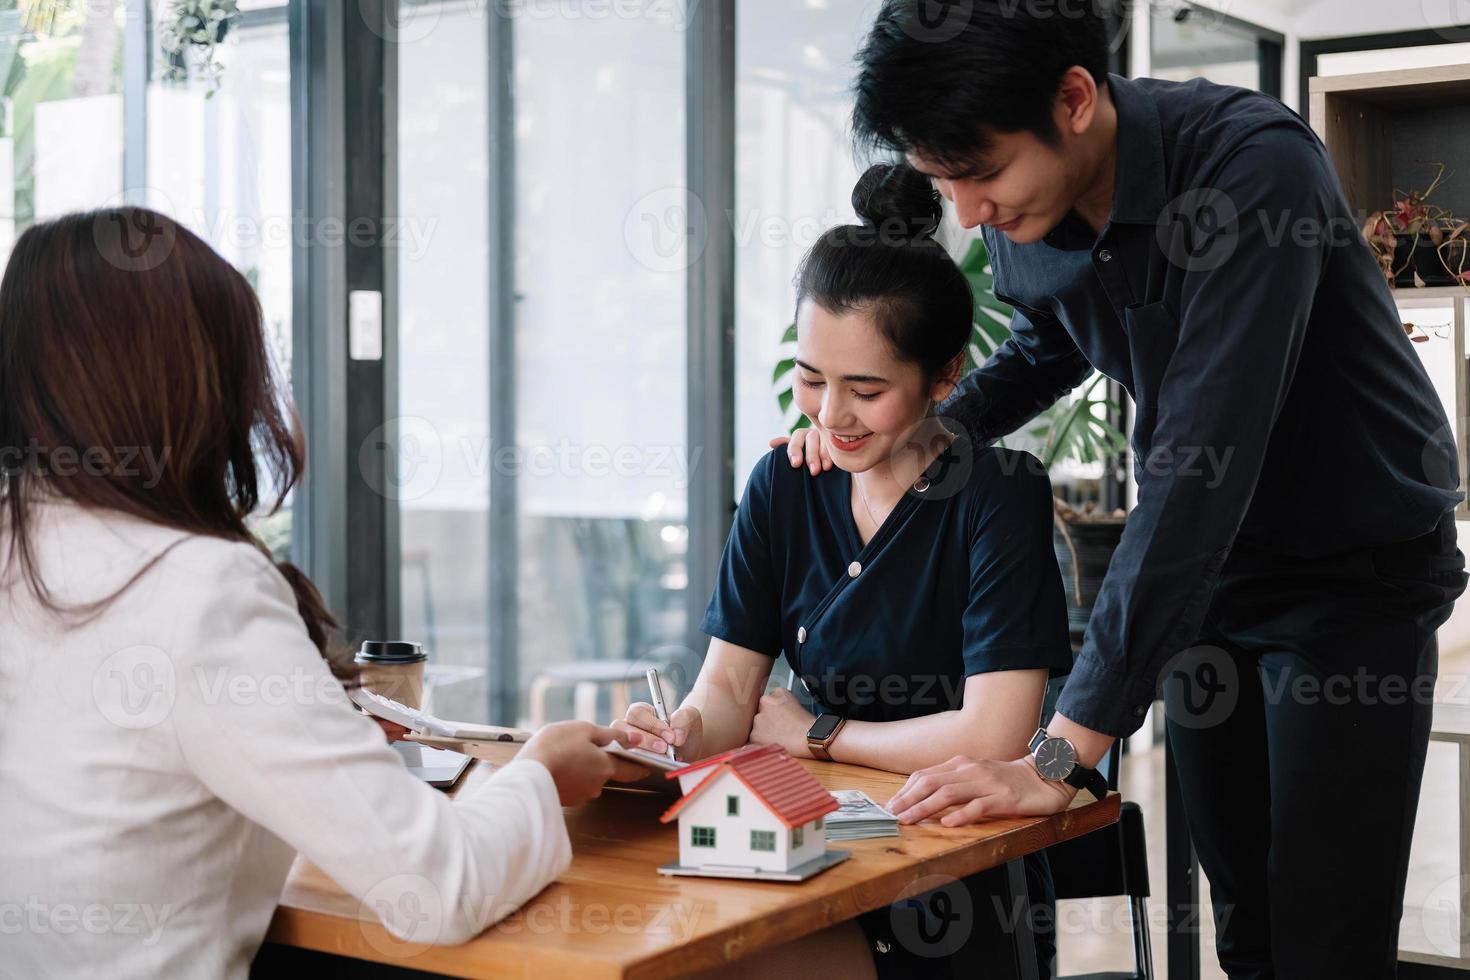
xmin=1062 ymin=762 xmax=1109 ymax=803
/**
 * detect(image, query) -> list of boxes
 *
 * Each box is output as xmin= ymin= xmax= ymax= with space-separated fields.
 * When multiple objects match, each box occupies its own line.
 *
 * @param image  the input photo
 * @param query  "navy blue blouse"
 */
xmin=701 ymin=437 xmax=1073 ymax=724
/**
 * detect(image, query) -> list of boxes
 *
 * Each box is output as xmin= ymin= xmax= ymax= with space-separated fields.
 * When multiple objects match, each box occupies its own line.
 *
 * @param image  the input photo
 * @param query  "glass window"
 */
xmin=0 ymin=2 xmax=125 ymax=267
xmin=144 ymin=2 xmax=294 ymax=552
xmin=726 ymin=794 xmax=739 ymax=817
xmin=397 ymin=1 xmax=688 ymax=726
xmin=733 ymin=0 xmax=873 ymax=497
xmin=791 ymin=825 xmax=804 ymax=848
xmin=691 ymin=825 xmax=716 ymax=848
xmin=1149 ymin=4 xmax=1274 ymax=91
xmin=814 ymin=816 xmax=823 ymax=832
xmin=511 ymin=1 xmax=688 ymax=715
xmin=750 ymin=829 xmax=775 ymax=852
xmin=396 ymin=1 xmax=492 ymax=718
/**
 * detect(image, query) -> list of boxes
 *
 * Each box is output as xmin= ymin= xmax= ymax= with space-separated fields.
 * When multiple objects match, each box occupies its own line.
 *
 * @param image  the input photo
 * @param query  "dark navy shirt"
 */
xmin=701 ymin=439 xmax=1072 ymax=724
xmin=939 ymin=73 xmax=1464 ymax=738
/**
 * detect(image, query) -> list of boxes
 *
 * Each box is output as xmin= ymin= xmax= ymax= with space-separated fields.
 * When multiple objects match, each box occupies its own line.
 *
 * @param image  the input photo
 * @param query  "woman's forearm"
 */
xmin=825 ymin=710 xmax=1033 ymax=775
xmin=680 ymin=682 xmax=757 ymax=757
xmin=673 ymin=641 xmax=773 ymax=758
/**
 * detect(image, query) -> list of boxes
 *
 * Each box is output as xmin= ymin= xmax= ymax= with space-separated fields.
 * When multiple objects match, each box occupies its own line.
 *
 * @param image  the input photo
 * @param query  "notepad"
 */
xmin=604 ymin=740 xmax=683 ymax=772
xmin=349 ymin=686 xmax=531 ymax=742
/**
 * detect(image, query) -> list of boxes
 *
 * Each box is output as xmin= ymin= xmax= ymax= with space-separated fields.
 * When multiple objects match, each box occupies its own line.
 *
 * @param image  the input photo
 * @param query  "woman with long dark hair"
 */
xmin=0 ymin=207 xmax=645 ymax=978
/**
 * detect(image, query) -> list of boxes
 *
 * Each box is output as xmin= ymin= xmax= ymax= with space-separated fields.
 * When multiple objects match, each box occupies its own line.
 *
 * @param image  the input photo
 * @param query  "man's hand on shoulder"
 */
xmin=769 ymin=427 xmax=832 ymax=476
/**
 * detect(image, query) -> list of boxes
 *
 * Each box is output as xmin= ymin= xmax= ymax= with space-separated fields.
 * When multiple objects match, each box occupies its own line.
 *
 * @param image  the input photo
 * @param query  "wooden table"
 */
xmin=265 ymin=742 xmax=1120 ymax=979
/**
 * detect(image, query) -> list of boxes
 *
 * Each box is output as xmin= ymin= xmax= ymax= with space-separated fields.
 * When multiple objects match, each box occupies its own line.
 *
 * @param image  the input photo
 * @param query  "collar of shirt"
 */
xmin=1042 ymin=73 xmax=1166 ymax=252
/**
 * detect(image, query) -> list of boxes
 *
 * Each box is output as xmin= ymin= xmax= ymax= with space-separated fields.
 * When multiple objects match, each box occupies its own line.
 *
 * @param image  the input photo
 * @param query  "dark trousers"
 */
xmin=1164 ymin=512 xmax=1467 ymax=979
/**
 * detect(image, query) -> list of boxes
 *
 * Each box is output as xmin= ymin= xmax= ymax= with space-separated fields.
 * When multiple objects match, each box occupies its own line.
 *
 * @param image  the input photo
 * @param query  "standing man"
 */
xmin=787 ymin=2 xmax=1468 ymax=976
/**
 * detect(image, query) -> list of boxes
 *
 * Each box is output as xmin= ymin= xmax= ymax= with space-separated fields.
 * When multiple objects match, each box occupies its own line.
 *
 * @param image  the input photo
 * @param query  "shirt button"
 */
xmin=874 ymin=939 xmax=891 ymax=954
xmin=1132 ymin=704 xmax=1147 ymax=717
xmin=1098 ymin=248 xmax=1113 ymax=263
xmin=848 ymin=561 xmax=862 ymax=578
xmin=797 ymin=627 xmax=807 ymax=644
xmin=913 ymin=477 xmax=930 ymax=493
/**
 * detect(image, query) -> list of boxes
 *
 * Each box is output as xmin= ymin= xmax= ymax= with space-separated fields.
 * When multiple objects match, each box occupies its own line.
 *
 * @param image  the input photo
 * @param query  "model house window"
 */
xmin=750 ymin=830 xmax=775 ymax=852
xmin=726 ymin=795 xmax=739 ymax=817
xmin=791 ymin=826 xmax=804 ymax=848
xmin=691 ymin=826 xmax=716 ymax=848
xmin=814 ymin=817 xmax=824 ymax=832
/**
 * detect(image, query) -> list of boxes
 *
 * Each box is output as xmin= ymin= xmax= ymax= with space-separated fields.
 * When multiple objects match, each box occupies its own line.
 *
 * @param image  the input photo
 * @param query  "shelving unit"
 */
xmin=1310 ymin=65 xmax=1470 ymax=523
xmin=1311 ymin=65 xmax=1470 ymax=973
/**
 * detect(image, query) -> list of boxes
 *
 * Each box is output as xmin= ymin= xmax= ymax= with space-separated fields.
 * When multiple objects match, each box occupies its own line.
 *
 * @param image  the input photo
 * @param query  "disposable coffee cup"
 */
xmin=354 ymin=640 xmax=428 ymax=710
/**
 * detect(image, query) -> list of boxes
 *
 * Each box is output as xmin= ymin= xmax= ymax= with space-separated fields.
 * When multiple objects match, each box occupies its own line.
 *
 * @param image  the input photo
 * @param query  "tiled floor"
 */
xmin=1056 ymin=641 xmax=1470 ymax=978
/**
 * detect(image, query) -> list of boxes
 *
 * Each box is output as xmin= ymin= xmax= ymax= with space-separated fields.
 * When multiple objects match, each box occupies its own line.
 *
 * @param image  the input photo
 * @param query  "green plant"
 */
xmin=160 ymin=0 xmax=238 ymax=97
xmin=771 ymin=235 xmax=1127 ymax=472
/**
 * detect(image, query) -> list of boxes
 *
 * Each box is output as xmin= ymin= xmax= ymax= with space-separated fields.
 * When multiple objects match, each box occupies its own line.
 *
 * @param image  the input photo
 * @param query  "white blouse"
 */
xmin=0 ymin=497 xmax=571 ymax=979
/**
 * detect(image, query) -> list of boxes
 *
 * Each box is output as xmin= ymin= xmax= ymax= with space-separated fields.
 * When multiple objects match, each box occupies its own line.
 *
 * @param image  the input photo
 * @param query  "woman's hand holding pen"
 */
xmin=611 ymin=702 xmax=704 ymax=762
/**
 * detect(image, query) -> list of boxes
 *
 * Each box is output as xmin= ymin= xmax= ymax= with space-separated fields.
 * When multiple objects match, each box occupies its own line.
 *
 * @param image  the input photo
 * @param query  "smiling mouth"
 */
xmin=830 ymin=432 xmax=873 ymax=449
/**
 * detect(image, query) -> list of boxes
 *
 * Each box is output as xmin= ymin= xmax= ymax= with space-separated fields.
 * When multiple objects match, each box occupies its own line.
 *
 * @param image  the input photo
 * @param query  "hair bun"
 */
xmin=851 ymin=162 xmax=943 ymax=241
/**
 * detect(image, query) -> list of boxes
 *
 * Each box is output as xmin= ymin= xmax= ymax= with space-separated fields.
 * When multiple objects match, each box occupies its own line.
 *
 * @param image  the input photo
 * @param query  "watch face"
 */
xmin=1034 ymin=737 xmax=1077 ymax=781
xmin=807 ymin=713 xmax=843 ymax=741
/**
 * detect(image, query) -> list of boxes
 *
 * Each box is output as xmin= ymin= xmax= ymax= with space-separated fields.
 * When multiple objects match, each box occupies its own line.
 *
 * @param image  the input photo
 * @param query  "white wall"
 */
xmin=1291 ymin=0 xmax=1467 ymax=42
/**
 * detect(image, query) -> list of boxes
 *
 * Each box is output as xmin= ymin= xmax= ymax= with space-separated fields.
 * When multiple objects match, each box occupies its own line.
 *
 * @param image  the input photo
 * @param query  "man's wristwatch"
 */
xmin=1028 ymin=729 xmax=1109 ymax=802
xmin=806 ymin=713 xmax=847 ymax=761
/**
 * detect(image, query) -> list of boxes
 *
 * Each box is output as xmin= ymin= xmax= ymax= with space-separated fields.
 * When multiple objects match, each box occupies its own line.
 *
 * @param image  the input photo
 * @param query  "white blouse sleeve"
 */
xmin=163 ymin=540 xmax=570 ymax=945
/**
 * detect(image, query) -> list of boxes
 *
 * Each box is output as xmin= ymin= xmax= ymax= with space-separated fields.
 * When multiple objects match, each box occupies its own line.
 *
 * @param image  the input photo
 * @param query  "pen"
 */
xmin=645 ymin=667 xmax=677 ymax=762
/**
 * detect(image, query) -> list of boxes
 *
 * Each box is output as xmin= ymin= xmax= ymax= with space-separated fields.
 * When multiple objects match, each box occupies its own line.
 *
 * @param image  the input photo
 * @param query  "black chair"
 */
xmin=1042 ymin=675 xmax=1155 ymax=980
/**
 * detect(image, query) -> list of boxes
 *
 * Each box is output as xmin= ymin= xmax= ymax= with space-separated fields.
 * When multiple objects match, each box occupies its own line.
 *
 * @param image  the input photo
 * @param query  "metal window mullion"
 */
xmin=684 ymin=0 xmax=736 ymax=662
xmin=122 ymin=0 xmax=150 ymax=201
xmin=289 ymin=0 xmax=348 ymax=617
xmin=487 ymin=6 xmax=519 ymax=726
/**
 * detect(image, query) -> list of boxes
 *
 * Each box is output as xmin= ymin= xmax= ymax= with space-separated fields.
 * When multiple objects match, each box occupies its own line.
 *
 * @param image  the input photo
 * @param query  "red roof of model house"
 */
xmin=659 ymin=743 xmax=839 ymax=829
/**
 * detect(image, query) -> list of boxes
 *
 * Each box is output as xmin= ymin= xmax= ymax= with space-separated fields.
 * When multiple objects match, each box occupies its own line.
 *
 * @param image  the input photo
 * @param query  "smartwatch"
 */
xmin=806 ymin=713 xmax=847 ymax=761
xmin=1028 ymin=728 xmax=1109 ymax=802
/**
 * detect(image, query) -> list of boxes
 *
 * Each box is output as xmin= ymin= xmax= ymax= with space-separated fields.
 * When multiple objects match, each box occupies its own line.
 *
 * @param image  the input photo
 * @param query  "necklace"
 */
xmin=854 ymin=476 xmax=883 ymax=532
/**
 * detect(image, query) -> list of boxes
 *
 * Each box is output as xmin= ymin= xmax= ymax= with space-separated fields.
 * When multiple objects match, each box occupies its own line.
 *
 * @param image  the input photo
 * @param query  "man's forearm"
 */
xmin=827 ymin=711 xmax=1034 ymax=775
xmin=940 ymin=326 xmax=1093 ymax=446
xmin=1046 ymin=711 xmax=1116 ymax=769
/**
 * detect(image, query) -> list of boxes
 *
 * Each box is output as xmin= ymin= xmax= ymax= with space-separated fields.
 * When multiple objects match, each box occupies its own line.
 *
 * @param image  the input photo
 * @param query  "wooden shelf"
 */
xmin=1308 ymin=63 xmax=1470 ymax=219
xmin=1310 ymin=63 xmax=1470 ymax=106
xmin=1390 ymin=285 xmax=1470 ymax=305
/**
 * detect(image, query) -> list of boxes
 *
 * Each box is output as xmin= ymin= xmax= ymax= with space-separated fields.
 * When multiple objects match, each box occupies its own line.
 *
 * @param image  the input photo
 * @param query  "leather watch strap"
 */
xmin=1062 ymin=763 xmax=1110 ymax=802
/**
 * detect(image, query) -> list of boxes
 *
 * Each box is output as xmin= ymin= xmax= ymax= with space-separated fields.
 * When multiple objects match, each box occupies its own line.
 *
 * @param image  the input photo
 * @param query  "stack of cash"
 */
xmin=824 ymin=790 xmax=899 ymax=841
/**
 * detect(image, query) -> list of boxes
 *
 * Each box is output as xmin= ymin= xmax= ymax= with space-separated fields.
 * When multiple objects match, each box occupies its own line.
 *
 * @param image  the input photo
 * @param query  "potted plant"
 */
xmin=160 ymin=0 xmax=239 ymax=98
xmin=1362 ymin=163 xmax=1470 ymax=290
xmin=772 ymin=236 xmax=1129 ymax=640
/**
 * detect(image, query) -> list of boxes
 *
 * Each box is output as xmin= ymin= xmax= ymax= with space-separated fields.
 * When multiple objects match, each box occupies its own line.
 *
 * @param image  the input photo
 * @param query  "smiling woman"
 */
xmin=613 ymin=162 xmax=1073 ymax=980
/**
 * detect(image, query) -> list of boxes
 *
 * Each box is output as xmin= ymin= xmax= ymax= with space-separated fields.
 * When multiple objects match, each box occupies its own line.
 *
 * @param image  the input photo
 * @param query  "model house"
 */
xmin=659 ymin=743 xmax=840 ymax=875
